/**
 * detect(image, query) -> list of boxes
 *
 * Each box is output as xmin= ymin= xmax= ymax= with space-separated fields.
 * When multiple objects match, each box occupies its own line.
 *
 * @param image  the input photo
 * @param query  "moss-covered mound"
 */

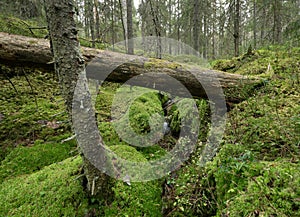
xmin=104 ymin=145 xmax=163 ymax=216
xmin=0 ymin=144 xmax=163 ymax=217
xmin=212 ymin=46 xmax=300 ymax=77
xmin=0 ymin=156 xmax=88 ymax=217
xmin=0 ymin=139 xmax=76 ymax=183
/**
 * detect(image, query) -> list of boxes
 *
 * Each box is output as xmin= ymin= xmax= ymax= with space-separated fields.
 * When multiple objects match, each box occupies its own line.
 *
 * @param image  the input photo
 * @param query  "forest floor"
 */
xmin=0 ymin=15 xmax=299 ymax=217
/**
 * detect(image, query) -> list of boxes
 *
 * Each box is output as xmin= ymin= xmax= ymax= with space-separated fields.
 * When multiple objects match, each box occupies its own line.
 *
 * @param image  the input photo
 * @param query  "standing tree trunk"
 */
xmin=234 ymin=0 xmax=240 ymax=57
xmin=253 ymin=0 xmax=257 ymax=48
xmin=127 ymin=0 xmax=134 ymax=54
xmin=193 ymin=0 xmax=200 ymax=53
xmin=176 ymin=0 xmax=180 ymax=55
xmin=44 ymin=0 xmax=113 ymax=200
xmin=94 ymin=0 xmax=101 ymax=40
xmin=273 ymin=0 xmax=282 ymax=44
xmin=149 ymin=0 xmax=162 ymax=59
xmin=88 ymin=0 xmax=95 ymax=47
xmin=260 ymin=6 xmax=266 ymax=46
xmin=118 ymin=0 xmax=128 ymax=51
xmin=111 ymin=0 xmax=115 ymax=50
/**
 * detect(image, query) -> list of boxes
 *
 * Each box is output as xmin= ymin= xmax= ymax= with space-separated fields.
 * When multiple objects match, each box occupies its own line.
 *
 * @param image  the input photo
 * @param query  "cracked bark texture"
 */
xmin=44 ymin=0 xmax=113 ymax=199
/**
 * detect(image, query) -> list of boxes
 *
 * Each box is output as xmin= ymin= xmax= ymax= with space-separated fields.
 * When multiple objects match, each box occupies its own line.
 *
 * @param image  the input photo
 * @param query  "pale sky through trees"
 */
xmin=134 ymin=0 xmax=140 ymax=10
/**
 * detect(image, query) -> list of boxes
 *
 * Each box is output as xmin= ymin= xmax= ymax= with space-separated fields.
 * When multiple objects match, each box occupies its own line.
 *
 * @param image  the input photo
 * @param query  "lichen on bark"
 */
xmin=44 ymin=0 xmax=113 ymax=199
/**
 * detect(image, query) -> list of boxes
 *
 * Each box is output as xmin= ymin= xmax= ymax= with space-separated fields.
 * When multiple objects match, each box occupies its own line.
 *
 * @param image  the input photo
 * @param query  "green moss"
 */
xmin=110 ymin=144 xmax=147 ymax=163
xmin=0 ymin=67 xmax=70 ymax=160
xmin=213 ymin=47 xmax=300 ymax=77
xmin=0 ymin=14 xmax=47 ymax=38
xmin=169 ymin=98 xmax=209 ymax=138
xmin=0 ymin=156 xmax=89 ymax=217
xmin=137 ymin=145 xmax=167 ymax=161
xmin=0 ymin=139 xmax=76 ymax=182
xmin=128 ymin=91 xmax=163 ymax=134
xmin=213 ymin=156 xmax=300 ymax=217
xmin=224 ymin=81 xmax=299 ymax=159
xmin=103 ymin=145 xmax=162 ymax=216
xmin=164 ymin=46 xmax=300 ymax=216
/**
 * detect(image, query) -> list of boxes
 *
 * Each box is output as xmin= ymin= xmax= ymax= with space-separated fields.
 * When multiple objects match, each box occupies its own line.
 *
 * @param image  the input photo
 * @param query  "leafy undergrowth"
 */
xmin=164 ymin=46 xmax=300 ymax=216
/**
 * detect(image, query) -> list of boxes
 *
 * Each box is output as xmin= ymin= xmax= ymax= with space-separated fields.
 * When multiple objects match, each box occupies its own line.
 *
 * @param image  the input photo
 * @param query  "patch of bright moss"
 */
xmin=0 ymin=156 xmax=89 ymax=217
xmin=0 ymin=68 xmax=70 ymax=160
xmin=104 ymin=145 xmax=163 ymax=217
xmin=0 ymin=138 xmax=76 ymax=182
xmin=213 ymin=47 xmax=300 ymax=77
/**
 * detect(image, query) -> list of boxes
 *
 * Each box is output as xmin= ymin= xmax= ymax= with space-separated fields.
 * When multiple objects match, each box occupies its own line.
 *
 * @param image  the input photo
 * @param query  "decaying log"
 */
xmin=0 ymin=32 xmax=262 ymax=100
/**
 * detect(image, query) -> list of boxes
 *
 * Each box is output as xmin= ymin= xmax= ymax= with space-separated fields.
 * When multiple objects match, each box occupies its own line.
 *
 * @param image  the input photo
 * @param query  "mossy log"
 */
xmin=0 ymin=32 xmax=262 ymax=101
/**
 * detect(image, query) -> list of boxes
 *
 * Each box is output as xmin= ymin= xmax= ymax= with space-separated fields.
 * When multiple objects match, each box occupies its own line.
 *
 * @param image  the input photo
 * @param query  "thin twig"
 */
xmin=22 ymin=69 xmax=38 ymax=110
xmin=4 ymin=73 xmax=18 ymax=94
xmin=61 ymin=134 xmax=77 ymax=143
xmin=29 ymin=26 xmax=47 ymax=30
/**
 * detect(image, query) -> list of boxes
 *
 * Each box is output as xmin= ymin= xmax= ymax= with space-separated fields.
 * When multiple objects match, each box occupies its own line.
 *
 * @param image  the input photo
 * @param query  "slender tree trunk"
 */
xmin=111 ymin=0 xmax=115 ymax=50
xmin=193 ymin=0 xmax=200 ymax=52
xmin=273 ymin=0 xmax=281 ymax=44
xmin=127 ymin=0 xmax=134 ymax=54
xmin=212 ymin=0 xmax=216 ymax=59
xmin=234 ymin=0 xmax=240 ymax=57
xmin=84 ymin=0 xmax=90 ymax=38
xmin=118 ymin=0 xmax=127 ymax=50
xmin=43 ymin=0 xmax=113 ymax=200
xmin=253 ymin=0 xmax=257 ymax=48
xmin=177 ymin=0 xmax=180 ymax=55
xmin=260 ymin=6 xmax=266 ymax=46
xmin=141 ymin=0 xmax=146 ymax=53
xmin=94 ymin=0 xmax=100 ymax=40
xmin=203 ymin=1 xmax=208 ymax=59
xmin=88 ymin=0 xmax=95 ymax=47
xmin=168 ymin=0 xmax=172 ymax=55
xmin=149 ymin=0 xmax=162 ymax=59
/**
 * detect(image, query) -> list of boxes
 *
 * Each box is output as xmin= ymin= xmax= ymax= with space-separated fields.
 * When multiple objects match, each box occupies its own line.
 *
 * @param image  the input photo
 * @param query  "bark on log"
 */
xmin=0 ymin=32 xmax=262 ymax=100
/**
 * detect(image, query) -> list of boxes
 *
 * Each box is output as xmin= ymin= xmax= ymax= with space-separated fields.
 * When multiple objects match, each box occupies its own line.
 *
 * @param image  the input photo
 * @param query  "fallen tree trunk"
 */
xmin=0 ymin=32 xmax=262 ymax=100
